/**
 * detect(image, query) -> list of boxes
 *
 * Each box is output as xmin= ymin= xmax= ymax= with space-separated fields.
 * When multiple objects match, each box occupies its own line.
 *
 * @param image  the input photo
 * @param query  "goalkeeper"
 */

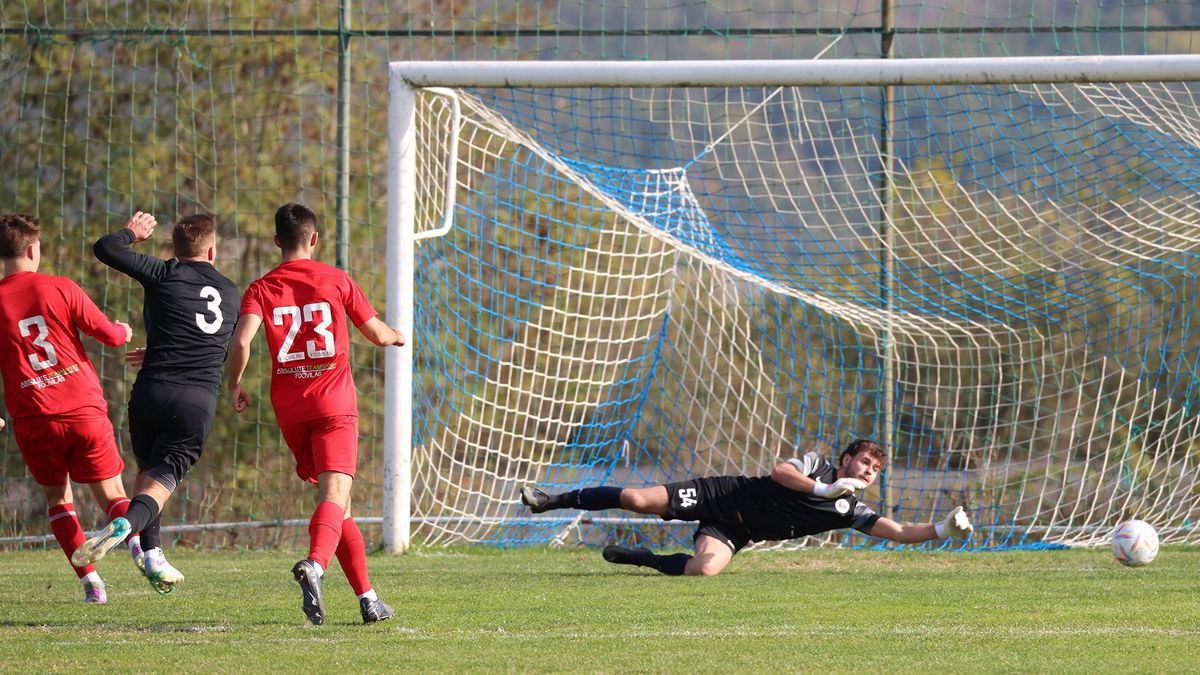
xmin=520 ymin=439 xmax=974 ymax=576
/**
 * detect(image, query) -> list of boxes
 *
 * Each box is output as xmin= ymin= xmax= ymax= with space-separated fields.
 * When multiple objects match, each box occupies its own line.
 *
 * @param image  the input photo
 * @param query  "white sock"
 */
xmin=358 ymin=588 xmax=377 ymax=602
xmin=81 ymin=571 xmax=102 ymax=586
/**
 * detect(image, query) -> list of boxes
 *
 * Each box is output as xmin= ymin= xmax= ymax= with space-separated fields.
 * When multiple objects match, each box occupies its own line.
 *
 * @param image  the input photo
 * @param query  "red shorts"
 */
xmin=279 ymin=415 xmax=359 ymax=483
xmin=12 ymin=415 xmax=124 ymax=486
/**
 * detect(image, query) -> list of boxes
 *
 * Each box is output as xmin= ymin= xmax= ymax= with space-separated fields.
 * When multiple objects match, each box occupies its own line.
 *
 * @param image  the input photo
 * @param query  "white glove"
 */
xmin=935 ymin=506 xmax=974 ymax=538
xmin=812 ymin=477 xmax=867 ymax=499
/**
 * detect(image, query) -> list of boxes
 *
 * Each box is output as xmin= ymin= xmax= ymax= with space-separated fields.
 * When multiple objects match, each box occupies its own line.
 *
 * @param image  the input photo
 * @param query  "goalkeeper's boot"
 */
xmin=81 ymin=578 xmax=108 ymax=604
xmin=602 ymin=544 xmax=655 ymax=567
xmin=360 ymin=596 xmax=396 ymax=624
xmin=144 ymin=548 xmax=185 ymax=595
xmin=519 ymin=486 xmax=555 ymax=514
xmin=291 ymin=559 xmax=326 ymax=626
xmin=70 ymin=517 xmax=132 ymax=567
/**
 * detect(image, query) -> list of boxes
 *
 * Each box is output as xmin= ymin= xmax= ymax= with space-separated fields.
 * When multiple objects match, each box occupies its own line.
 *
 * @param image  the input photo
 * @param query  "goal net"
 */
xmin=395 ymin=59 xmax=1200 ymax=551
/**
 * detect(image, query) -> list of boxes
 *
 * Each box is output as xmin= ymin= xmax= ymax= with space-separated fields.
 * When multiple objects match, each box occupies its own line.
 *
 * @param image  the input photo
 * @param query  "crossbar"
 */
xmin=391 ymin=55 xmax=1200 ymax=88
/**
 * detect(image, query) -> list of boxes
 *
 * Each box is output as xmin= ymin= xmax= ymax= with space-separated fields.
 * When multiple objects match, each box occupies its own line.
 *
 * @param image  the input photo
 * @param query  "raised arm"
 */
xmin=227 ymin=313 xmax=263 ymax=413
xmin=771 ymin=459 xmax=866 ymax=499
xmin=868 ymin=507 xmax=974 ymax=544
xmin=93 ymin=212 xmax=167 ymax=285
xmin=356 ymin=316 xmax=405 ymax=347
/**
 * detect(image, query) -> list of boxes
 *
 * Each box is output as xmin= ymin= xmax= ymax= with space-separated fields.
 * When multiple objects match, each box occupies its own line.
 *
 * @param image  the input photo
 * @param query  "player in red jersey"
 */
xmin=0 ymin=213 xmax=141 ymax=604
xmin=227 ymin=202 xmax=404 ymax=626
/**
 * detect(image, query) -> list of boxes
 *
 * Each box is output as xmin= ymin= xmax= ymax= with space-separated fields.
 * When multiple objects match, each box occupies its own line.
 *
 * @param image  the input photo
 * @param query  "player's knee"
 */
xmin=622 ymin=490 xmax=649 ymax=511
xmin=621 ymin=488 xmax=666 ymax=515
xmin=684 ymin=559 xmax=726 ymax=577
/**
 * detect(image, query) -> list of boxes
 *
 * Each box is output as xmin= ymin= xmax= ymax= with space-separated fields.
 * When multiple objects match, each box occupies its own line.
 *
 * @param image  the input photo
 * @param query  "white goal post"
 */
xmin=384 ymin=55 xmax=1200 ymax=553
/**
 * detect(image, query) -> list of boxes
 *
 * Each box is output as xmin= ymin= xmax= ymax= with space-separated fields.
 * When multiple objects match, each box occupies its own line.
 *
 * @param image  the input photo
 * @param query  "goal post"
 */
xmin=385 ymin=56 xmax=1200 ymax=553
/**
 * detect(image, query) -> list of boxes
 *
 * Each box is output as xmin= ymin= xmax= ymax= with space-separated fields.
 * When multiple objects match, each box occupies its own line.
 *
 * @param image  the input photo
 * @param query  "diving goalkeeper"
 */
xmin=520 ymin=439 xmax=974 ymax=576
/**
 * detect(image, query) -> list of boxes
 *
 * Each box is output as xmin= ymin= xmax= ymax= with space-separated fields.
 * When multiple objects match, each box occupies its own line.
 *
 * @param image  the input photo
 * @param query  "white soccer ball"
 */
xmin=1111 ymin=519 xmax=1159 ymax=567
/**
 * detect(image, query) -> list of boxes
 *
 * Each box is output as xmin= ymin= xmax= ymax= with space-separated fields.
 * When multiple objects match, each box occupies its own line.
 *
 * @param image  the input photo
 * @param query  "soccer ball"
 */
xmin=1111 ymin=519 xmax=1159 ymax=567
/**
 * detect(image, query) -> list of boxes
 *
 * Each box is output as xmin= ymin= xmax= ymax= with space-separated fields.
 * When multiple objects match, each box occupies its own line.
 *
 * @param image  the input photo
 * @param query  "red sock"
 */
xmin=334 ymin=517 xmax=372 ymax=595
xmin=106 ymin=497 xmax=130 ymax=520
xmin=307 ymin=501 xmax=344 ymax=570
xmin=48 ymin=504 xmax=94 ymax=579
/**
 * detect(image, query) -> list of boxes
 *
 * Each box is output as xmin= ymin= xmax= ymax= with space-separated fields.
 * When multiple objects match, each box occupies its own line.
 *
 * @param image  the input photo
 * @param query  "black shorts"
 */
xmin=664 ymin=476 xmax=753 ymax=554
xmin=127 ymin=379 xmax=216 ymax=484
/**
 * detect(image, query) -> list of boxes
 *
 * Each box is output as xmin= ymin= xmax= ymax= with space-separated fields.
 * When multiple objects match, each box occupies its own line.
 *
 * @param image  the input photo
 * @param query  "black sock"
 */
xmin=123 ymin=495 xmax=161 ymax=534
xmin=554 ymin=486 xmax=623 ymax=511
xmin=651 ymin=553 xmax=691 ymax=576
xmin=141 ymin=512 xmax=162 ymax=550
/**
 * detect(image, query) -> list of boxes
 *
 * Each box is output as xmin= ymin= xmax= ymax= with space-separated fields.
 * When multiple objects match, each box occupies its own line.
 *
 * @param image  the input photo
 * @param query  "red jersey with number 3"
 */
xmin=0 ymin=271 xmax=127 ymax=420
xmin=240 ymin=259 xmax=377 ymax=425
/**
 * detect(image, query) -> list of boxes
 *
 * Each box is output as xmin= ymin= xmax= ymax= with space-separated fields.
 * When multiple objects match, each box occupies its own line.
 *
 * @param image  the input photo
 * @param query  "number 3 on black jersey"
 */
xmin=196 ymin=285 xmax=224 ymax=334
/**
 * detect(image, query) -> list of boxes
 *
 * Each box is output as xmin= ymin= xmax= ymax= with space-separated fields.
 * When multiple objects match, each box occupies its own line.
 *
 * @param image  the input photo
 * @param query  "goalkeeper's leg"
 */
xmin=520 ymin=485 xmax=669 ymax=516
xmin=603 ymin=531 xmax=736 ymax=576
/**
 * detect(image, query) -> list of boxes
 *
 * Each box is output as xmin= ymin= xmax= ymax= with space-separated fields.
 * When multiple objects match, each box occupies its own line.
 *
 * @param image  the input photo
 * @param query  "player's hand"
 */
xmin=231 ymin=384 xmax=252 ymax=413
xmin=936 ymin=506 xmax=974 ymax=538
xmin=812 ymin=477 xmax=867 ymax=499
xmin=391 ymin=327 xmax=406 ymax=347
xmin=125 ymin=347 xmax=146 ymax=368
xmin=115 ymin=321 xmax=133 ymax=344
xmin=0 ymin=418 xmax=5 ymax=431
xmin=124 ymin=211 xmax=157 ymax=242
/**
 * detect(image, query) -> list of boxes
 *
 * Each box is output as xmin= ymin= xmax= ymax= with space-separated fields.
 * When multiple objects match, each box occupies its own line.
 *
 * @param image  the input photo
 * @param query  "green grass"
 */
xmin=1 ymin=546 xmax=1197 ymax=672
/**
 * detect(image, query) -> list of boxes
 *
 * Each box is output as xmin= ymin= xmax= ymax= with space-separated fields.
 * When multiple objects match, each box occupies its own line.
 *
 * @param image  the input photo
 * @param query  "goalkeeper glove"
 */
xmin=811 ymin=477 xmax=867 ymax=499
xmin=935 ymin=506 xmax=974 ymax=538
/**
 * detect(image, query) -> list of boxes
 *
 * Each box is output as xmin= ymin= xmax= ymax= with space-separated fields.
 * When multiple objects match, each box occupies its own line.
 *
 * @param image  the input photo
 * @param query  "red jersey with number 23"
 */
xmin=240 ymin=259 xmax=377 ymax=426
xmin=0 ymin=272 xmax=127 ymax=421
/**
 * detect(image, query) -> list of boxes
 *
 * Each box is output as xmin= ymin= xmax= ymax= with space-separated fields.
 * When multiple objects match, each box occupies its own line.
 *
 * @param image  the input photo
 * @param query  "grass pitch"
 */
xmin=0 ymin=546 xmax=1196 ymax=672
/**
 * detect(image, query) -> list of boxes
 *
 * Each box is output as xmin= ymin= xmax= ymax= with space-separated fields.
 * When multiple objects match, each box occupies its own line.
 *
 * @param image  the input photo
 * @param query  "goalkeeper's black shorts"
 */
xmin=663 ymin=476 xmax=753 ymax=553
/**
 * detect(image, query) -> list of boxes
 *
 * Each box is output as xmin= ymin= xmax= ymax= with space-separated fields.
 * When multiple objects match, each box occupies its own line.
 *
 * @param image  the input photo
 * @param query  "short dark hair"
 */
xmin=173 ymin=214 xmax=216 ymax=258
xmin=275 ymin=202 xmax=318 ymax=251
xmin=0 ymin=213 xmax=41 ymax=258
xmin=840 ymin=439 xmax=887 ymax=467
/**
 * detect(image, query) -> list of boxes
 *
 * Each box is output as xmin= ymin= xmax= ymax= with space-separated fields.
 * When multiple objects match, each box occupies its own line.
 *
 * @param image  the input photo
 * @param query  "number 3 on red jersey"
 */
xmin=18 ymin=315 xmax=59 ymax=370
xmin=272 ymin=302 xmax=335 ymax=363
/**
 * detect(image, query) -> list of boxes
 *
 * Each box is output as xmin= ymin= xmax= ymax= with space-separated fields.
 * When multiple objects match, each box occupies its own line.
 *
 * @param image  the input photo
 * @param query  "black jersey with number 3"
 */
xmin=94 ymin=228 xmax=239 ymax=394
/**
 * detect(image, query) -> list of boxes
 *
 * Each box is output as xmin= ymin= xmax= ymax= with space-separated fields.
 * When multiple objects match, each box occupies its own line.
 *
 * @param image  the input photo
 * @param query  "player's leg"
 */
xmin=78 ymin=416 xmax=144 ymax=570
xmin=520 ymin=484 xmax=669 ymax=516
xmin=603 ymin=524 xmax=744 ymax=577
xmin=333 ymin=500 xmax=395 ymax=624
xmin=42 ymin=482 xmax=107 ymax=602
xmin=83 ymin=476 xmax=144 ymax=571
xmin=76 ymin=385 xmax=162 ymax=567
xmin=682 ymin=533 xmax=736 ymax=576
xmin=284 ymin=415 xmax=358 ymax=625
xmin=13 ymin=420 xmax=106 ymax=601
xmin=137 ymin=384 xmax=211 ymax=593
xmin=129 ymin=472 xmax=185 ymax=593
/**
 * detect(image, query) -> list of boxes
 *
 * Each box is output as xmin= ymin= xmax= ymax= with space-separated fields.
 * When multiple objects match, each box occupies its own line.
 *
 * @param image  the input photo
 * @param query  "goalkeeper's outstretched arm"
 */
xmin=868 ymin=506 xmax=974 ymax=543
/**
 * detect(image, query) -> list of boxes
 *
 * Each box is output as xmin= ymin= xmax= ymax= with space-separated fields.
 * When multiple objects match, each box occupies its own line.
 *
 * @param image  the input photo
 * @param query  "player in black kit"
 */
xmin=520 ymin=439 xmax=974 ymax=576
xmin=72 ymin=211 xmax=239 ymax=594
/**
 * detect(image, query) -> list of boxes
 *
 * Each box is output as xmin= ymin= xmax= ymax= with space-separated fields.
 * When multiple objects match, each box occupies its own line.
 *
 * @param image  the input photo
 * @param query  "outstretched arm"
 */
xmin=356 ymin=316 xmax=405 ymax=347
xmin=868 ymin=507 xmax=974 ymax=544
xmin=770 ymin=461 xmax=866 ymax=499
xmin=65 ymin=280 xmax=132 ymax=347
xmin=93 ymin=212 xmax=167 ymax=285
xmin=227 ymin=313 xmax=263 ymax=413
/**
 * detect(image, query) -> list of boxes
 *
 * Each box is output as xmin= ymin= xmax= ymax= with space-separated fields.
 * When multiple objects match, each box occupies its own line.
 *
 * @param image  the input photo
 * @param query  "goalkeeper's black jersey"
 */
xmin=718 ymin=452 xmax=880 ymax=541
